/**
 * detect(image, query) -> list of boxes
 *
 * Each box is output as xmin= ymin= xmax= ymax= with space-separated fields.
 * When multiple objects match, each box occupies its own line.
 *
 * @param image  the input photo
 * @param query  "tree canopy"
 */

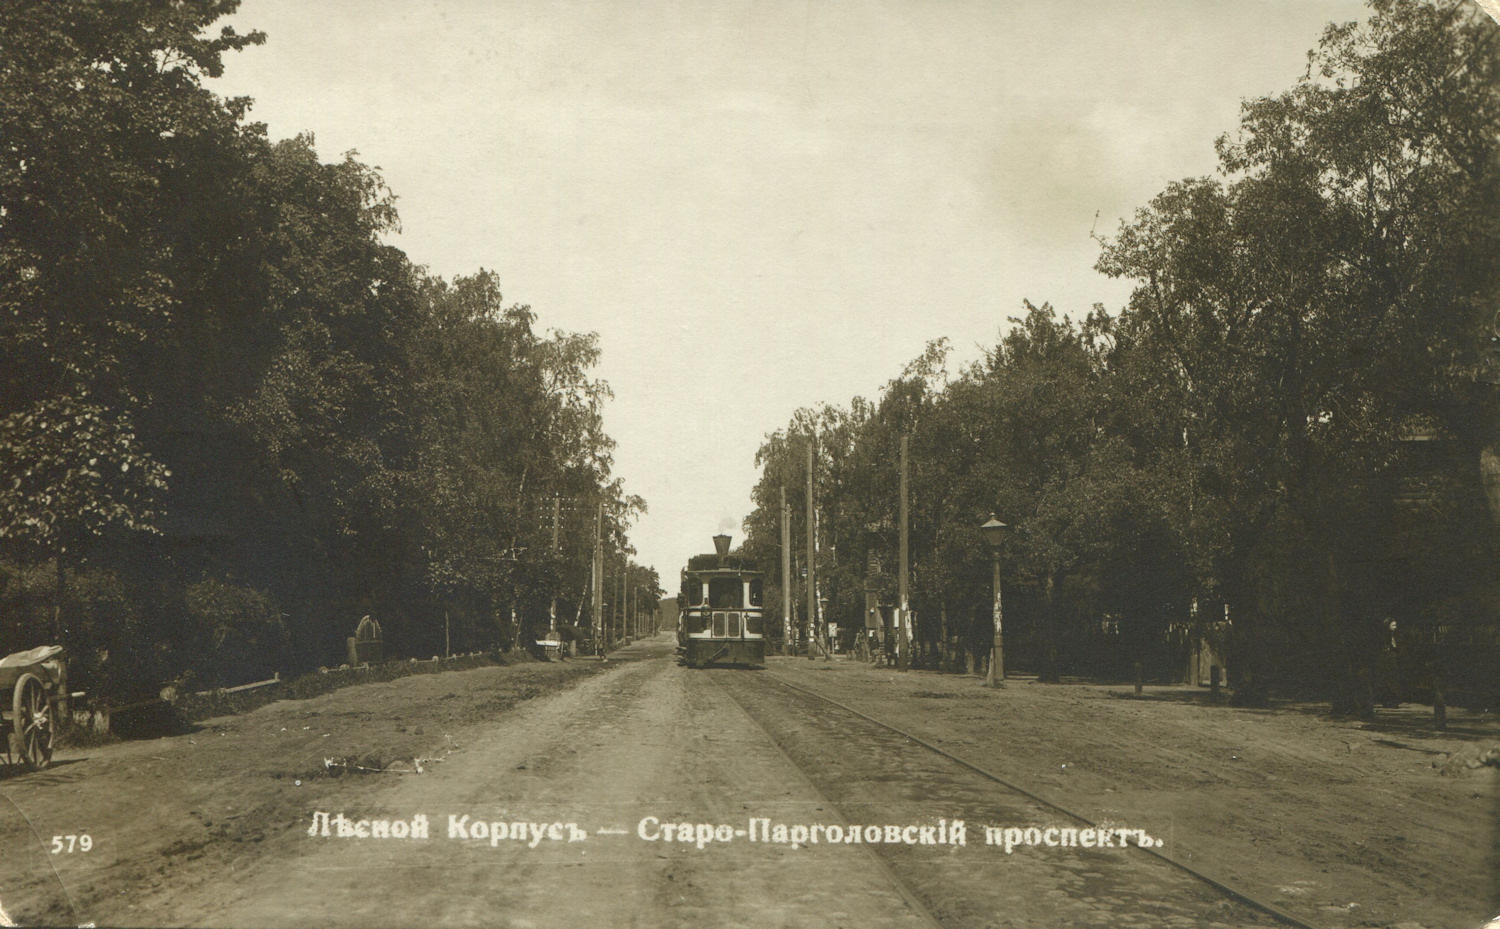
xmin=743 ymin=0 xmax=1500 ymax=709
xmin=0 ymin=0 xmax=657 ymax=699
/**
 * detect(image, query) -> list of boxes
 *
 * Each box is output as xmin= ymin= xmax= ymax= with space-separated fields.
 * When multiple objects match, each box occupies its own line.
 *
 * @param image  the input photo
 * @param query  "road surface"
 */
xmin=0 ymin=635 xmax=1490 ymax=928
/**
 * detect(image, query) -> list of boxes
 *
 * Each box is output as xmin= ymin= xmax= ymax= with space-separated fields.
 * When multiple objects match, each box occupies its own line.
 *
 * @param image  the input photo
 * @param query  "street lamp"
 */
xmin=980 ymin=515 xmax=1007 ymax=687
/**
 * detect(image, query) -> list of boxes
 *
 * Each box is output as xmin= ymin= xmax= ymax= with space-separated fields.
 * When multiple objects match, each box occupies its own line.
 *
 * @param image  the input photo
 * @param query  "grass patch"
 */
xmin=173 ymin=652 xmax=521 ymax=723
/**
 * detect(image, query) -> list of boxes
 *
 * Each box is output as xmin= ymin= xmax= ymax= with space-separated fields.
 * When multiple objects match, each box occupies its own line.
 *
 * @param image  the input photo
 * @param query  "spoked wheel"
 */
xmin=12 ymin=674 xmax=54 ymax=770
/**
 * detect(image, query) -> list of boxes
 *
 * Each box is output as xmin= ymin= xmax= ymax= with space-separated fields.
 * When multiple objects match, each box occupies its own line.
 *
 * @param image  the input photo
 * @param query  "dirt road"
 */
xmin=0 ymin=638 xmax=1493 ymax=928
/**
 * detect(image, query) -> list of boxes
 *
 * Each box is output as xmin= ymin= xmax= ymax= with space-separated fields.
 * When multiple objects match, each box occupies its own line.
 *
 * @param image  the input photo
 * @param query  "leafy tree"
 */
xmin=738 ymin=0 xmax=1500 ymax=711
xmin=1097 ymin=0 xmax=1500 ymax=706
xmin=0 ymin=1 xmax=653 ymax=702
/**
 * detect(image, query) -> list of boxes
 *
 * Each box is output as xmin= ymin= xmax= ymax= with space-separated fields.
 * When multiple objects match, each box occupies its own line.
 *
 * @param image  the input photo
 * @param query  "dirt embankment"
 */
xmin=0 ymin=655 xmax=612 ymax=927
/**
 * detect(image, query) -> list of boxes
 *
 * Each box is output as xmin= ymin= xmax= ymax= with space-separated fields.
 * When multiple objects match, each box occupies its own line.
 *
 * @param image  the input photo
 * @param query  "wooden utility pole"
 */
xmin=593 ymin=502 xmax=603 ymax=656
xmin=781 ymin=484 xmax=792 ymax=655
xmin=806 ymin=439 xmax=817 ymax=660
xmin=898 ymin=434 xmax=910 ymax=671
xmin=940 ymin=604 xmax=949 ymax=671
xmin=549 ymin=495 xmax=560 ymax=638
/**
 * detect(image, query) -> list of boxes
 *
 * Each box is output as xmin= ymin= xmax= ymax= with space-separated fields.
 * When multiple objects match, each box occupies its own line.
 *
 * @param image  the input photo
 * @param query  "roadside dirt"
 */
xmin=0 ymin=655 xmax=611 ymax=927
xmin=0 ymin=639 xmax=935 ymax=929
xmin=764 ymin=657 xmax=1500 ymax=929
xmin=0 ymin=642 xmax=1492 ymax=928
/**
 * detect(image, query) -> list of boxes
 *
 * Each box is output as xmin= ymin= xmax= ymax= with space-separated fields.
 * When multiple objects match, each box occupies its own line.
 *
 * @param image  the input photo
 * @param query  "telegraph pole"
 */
xmin=549 ymin=494 xmax=560 ymax=639
xmin=898 ymin=434 xmax=910 ymax=671
xmin=593 ymin=502 xmax=603 ymax=656
xmin=781 ymin=484 xmax=792 ymax=655
xmin=805 ymin=439 xmax=817 ymax=659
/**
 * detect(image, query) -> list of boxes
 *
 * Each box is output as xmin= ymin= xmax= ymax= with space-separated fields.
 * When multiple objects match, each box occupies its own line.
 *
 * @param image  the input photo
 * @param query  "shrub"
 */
xmin=182 ymin=578 xmax=289 ymax=686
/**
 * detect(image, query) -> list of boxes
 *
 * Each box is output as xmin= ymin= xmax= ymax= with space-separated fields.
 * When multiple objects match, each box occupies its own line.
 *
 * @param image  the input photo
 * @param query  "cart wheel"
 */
xmin=13 ymin=673 xmax=53 ymax=770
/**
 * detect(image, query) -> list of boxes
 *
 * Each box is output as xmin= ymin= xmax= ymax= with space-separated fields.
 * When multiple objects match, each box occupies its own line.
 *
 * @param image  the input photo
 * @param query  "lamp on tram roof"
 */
xmin=713 ymin=533 xmax=732 ymax=557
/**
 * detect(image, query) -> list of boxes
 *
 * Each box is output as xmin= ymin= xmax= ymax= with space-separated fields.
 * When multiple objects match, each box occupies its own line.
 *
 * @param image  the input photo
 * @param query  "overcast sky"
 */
xmin=209 ymin=0 xmax=1370 ymax=580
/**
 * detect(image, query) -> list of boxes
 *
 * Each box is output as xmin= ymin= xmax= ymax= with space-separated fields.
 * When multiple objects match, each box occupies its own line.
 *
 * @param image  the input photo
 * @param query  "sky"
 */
xmin=208 ymin=0 xmax=1371 ymax=580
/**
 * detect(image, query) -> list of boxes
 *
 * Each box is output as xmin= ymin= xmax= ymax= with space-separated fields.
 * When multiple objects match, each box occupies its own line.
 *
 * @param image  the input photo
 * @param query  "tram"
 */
xmin=678 ymin=534 xmax=765 ymax=669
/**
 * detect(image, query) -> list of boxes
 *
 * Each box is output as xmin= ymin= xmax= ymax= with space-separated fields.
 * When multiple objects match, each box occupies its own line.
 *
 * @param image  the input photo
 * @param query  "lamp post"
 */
xmin=981 ymin=515 xmax=1007 ymax=687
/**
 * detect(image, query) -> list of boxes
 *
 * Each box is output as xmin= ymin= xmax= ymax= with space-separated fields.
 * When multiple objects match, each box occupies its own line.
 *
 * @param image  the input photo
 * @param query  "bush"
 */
xmin=182 ymin=578 xmax=289 ymax=687
xmin=0 ymin=560 xmax=157 ymax=706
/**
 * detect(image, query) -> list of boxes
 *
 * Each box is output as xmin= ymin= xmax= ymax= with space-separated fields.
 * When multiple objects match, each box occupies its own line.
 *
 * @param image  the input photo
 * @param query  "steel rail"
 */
xmin=702 ymin=671 xmax=948 ymax=929
xmin=761 ymin=670 xmax=1324 ymax=929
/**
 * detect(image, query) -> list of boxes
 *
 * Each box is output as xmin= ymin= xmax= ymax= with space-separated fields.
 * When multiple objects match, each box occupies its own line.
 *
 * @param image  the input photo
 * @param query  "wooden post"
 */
xmin=549 ymin=495 xmax=560 ymax=638
xmin=1041 ymin=573 xmax=1058 ymax=683
xmin=939 ymin=603 xmax=949 ymax=672
xmin=53 ymin=552 xmax=67 ymax=644
xmin=781 ymin=485 xmax=792 ymax=655
xmin=806 ymin=439 xmax=816 ymax=660
xmin=593 ymin=503 xmax=604 ymax=656
xmin=898 ymin=435 xmax=910 ymax=672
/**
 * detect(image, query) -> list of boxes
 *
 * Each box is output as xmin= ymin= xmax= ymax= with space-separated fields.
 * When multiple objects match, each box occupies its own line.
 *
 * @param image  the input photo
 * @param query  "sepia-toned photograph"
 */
xmin=1 ymin=1 xmax=1497 ymax=926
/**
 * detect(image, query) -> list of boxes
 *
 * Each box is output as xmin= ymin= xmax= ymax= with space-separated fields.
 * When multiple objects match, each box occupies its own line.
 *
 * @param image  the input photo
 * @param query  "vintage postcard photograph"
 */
xmin=0 ymin=1 xmax=1497 ymax=927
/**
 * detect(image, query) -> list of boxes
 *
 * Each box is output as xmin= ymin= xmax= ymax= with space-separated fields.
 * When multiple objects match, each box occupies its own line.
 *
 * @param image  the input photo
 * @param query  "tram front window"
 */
xmin=709 ymin=578 xmax=742 ymax=609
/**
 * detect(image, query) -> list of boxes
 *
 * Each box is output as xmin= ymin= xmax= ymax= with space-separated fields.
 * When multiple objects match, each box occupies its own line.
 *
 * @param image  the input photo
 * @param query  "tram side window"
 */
xmin=683 ymin=577 xmax=705 ymax=607
xmin=709 ymin=577 xmax=742 ymax=609
xmin=748 ymin=578 xmax=763 ymax=607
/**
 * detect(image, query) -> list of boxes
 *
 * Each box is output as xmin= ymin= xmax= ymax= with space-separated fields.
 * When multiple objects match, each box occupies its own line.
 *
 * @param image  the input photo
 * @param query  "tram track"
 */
xmin=708 ymin=666 xmax=1323 ymax=929
xmin=702 ymin=668 xmax=948 ymax=929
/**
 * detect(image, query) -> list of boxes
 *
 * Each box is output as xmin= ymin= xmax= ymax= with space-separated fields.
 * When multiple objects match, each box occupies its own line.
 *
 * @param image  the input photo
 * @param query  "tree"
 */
xmin=1097 ymin=0 xmax=1500 ymax=707
xmin=0 ymin=1 xmax=655 ymax=699
xmin=0 ymin=0 xmax=263 ymax=575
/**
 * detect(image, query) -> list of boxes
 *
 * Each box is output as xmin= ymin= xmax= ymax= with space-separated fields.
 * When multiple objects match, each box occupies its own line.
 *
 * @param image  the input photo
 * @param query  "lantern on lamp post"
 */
xmin=980 ymin=515 xmax=1008 ymax=687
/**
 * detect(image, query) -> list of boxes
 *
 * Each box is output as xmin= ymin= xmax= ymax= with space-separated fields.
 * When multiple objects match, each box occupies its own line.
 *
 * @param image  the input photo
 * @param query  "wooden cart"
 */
xmin=0 ymin=645 xmax=65 ymax=770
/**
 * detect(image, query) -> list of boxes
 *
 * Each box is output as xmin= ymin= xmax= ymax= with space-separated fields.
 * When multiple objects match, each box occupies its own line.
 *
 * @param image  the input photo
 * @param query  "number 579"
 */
xmin=50 ymin=834 xmax=92 ymax=853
